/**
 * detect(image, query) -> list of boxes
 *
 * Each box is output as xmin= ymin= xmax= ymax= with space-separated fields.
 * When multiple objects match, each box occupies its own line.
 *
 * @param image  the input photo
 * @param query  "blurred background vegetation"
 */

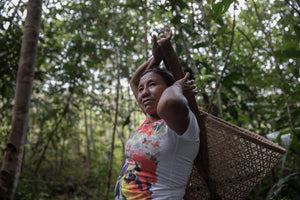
xmin=0 ymin=0 xmax=299 ymax=199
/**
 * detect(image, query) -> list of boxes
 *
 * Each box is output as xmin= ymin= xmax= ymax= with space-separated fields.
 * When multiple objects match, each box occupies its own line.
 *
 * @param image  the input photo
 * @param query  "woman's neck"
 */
xmin=148 ymin=113 xmax=161 ymax=123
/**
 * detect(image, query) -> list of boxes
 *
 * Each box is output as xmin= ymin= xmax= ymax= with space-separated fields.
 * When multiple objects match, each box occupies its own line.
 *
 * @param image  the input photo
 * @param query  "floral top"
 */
xmin=115 ymin=109 xmax=200 ymax=200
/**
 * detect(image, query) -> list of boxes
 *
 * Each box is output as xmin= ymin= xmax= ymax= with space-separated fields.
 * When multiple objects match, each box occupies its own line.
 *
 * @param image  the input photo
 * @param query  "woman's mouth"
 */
xmin=143 ymin=99 xmax=152 ymax=105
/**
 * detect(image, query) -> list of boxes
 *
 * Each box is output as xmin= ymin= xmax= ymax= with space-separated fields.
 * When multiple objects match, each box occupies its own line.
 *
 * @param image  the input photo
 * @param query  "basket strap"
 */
xmin=196 ymin=111 xmax=222 ymax=200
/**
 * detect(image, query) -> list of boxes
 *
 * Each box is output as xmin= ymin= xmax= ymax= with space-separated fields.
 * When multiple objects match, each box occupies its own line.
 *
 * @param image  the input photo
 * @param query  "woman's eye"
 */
xmin=138 ymin=87 xmax=143 ymax=92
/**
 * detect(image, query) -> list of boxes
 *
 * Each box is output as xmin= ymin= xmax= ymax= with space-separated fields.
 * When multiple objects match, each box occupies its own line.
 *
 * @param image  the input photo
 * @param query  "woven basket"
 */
xmin=184 ymin=110 xmax=286 ymax=200
xmin=159 ymin=44 xmax=286 ymax=199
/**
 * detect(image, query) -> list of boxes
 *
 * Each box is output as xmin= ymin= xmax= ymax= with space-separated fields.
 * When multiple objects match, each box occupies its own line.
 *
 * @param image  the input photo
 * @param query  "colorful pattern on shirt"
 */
xmin=115 ymin=118 xmax=167 ymax=200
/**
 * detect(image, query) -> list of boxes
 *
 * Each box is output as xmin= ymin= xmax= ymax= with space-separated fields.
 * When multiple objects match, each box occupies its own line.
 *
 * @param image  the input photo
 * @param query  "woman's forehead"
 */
xmin=139 ymin=72 xmax=165 ymax=85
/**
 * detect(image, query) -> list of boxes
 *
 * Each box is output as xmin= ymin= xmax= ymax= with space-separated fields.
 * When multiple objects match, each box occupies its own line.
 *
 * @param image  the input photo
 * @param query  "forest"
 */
xmin=0 ymin=0 xmax=299 ymax=199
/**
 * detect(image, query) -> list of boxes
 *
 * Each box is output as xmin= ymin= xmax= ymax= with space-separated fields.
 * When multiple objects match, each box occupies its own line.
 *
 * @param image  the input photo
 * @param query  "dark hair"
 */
xmin=141 ymin=67 xmax=175 ymax=87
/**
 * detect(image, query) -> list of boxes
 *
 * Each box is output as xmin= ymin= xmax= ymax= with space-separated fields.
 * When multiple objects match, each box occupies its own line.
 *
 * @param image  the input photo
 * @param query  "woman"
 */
xmin=115 ymin=29 xmax=200 ymax=200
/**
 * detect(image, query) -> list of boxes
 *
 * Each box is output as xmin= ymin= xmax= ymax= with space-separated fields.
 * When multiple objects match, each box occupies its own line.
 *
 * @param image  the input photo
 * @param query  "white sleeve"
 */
xmin=180 ymin=109 xmax=200 ymax=140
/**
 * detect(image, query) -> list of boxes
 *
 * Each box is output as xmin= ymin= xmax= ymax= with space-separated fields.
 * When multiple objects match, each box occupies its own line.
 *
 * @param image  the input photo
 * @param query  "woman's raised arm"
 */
xmin=130 ymin=35 xmax=164 ymax=112
xmin=158 ymin=29 xmax=199 ymax=116
xmin=158 ymin=29 xmax=185 ymax=80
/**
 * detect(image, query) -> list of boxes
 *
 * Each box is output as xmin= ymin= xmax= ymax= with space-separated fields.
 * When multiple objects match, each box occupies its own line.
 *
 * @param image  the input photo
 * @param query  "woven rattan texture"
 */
xmin=184 ymin=112 xmax=285 ymax=200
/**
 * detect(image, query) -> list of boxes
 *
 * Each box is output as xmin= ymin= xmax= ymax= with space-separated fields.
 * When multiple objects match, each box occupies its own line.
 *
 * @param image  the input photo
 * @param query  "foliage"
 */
xmin=0 ymin=0 xmax=299 ymax=199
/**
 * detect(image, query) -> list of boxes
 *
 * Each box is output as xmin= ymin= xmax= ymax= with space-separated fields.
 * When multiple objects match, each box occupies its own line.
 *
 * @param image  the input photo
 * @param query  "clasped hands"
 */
xmin=151 ymin=29 xmax=172 ymax=62
xmin=151 ymin=29 xmax=197 ymax=96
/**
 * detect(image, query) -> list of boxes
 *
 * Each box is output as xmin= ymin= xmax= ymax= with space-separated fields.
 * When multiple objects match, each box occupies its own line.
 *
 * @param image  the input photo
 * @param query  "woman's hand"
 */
xmin=174 ymin=72 xmax=197 ymax=96
xmin=158 ymin=28 xmax=172 ymax=47
xmin=152 ymin=34 xmax=164 ymax=63
xmin=157 ymin=72 xmax=193 ymax=135
xmin=151 ymin=29 xmax=173 ymax=64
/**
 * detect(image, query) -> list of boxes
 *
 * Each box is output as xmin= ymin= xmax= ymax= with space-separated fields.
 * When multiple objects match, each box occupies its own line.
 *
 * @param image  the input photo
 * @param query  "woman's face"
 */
xmin=137 ymin=72 xmax=168 ymax=117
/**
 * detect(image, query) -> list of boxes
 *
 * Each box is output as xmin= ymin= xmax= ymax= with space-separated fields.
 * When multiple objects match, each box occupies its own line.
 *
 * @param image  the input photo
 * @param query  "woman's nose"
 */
xmin=141 ymin=87 xmax=150 ymax=97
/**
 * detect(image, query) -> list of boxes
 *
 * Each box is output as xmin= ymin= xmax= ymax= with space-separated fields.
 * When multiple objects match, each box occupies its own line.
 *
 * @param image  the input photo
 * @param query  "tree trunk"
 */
xmin=60 ymin=134 xmax=66 ymax=171
xmin=83 ymin=100 xmax=91 ymax=168
xmin=0 ymin=0 xmax=42 ymax=198
xmin=89 ymin=106 xmax=96 ymax=156
xmin=103 ymin=51 xmax=121 ymax=200
xmin=142 ymin=0 xmax=149 ymax=60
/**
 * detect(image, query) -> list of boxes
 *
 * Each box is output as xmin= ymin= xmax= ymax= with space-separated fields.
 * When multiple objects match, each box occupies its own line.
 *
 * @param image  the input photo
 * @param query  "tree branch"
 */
xmin=34 ymin=94 xmax=73 ymax=175
xmin=207 ymin=11 xmax=236 ymax=113
xmin=236 ymin=27 xmax=256 ymax=50
xmin=284 ymin=0 xmax=300 ymax=17
xmin=200 ymin=3 xmax=224 ymax=115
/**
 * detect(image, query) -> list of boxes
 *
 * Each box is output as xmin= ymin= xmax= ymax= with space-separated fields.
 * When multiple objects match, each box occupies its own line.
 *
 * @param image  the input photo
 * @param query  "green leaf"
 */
xmin=266 ymin=172 xmax=300 ymax=200
xmin=274 ymin=47 xmax=300 ymax=58
xmin=272 ymin=128 xmax=300 ymax=149
xmin=63 ymin=64 xmax=74 ymax=73
xmin=294 ymin=24 xmax=300 ymax=39
xmin=212 ymin=0 xmax=235 ymax=17
xmin=214 ymin=16 xmax=225 ymax=26
xmin=290 ymin=133 xmax=300 ymax=157
xmin=171 ymin=14 xmax=183 ymax=25
xmin=223 ymin=72 xmax=241 ymax=85
xmin=199 ymin=61 xmax=210 ymax=69
xmin=222 ymin=0 xmax=235 ymax=13
xmin=194 ymin=41 xmax=210 ymax=48
xmin=181 ymin=24 xmax=193 ymax=35
xmin=226 ymin=105 xmax=238 ymax=120
xmin=234 ymin=83 xmax=252 ymax=93
xmin=212 ymin=2 xmax=223 ymax=17
xmin=170 ymin=0 xmax=188 ymax=10
xmin=223 ymin=83 xmax=236 ymax=96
